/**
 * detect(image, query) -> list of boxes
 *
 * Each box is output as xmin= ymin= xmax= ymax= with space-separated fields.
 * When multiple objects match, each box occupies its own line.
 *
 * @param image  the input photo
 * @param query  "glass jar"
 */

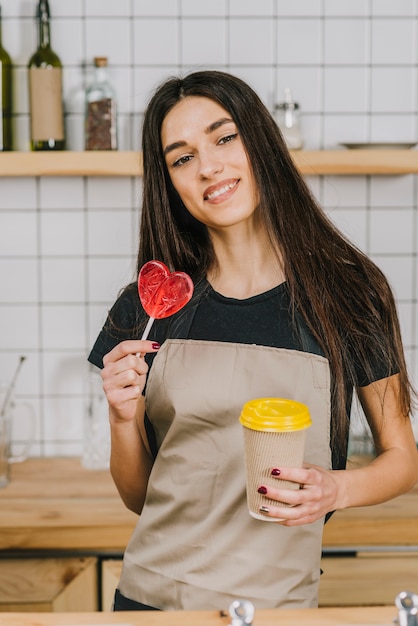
xmin=85 ymin=56 xmax=117 ymax=150
xmin=274 ymin=87 xmax=303 ymax=150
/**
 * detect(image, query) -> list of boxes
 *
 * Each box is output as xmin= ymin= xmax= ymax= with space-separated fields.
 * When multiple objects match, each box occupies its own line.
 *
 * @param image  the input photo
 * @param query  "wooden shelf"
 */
xmin=0 ymin=149 xmax=418 ymax=177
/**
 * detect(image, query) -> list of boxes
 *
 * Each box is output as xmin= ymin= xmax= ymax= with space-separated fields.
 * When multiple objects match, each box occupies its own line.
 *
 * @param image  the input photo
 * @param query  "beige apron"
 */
xmin=119 ymin=338 xmax=331 ymax=610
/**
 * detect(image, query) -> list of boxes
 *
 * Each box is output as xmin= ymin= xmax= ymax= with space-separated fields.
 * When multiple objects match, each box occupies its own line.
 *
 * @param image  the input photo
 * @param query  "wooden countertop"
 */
xmin=0 ymin=606 xmax=400 ymax=626
xmin=0 ymin=457 xmax=417 ymax=552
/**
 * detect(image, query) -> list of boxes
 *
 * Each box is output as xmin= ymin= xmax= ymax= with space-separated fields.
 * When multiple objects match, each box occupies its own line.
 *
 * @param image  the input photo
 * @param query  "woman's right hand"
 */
xmin=101 ymin=340 xmax=160 ymax=423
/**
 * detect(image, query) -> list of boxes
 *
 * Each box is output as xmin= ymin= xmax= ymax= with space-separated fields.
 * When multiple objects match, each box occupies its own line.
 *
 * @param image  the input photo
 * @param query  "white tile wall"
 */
xmin=1 ymin=0 xmax=418 ymax=457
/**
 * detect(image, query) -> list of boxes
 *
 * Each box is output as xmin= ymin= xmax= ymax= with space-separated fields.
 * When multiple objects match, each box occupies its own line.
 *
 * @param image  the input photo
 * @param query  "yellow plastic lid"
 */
xmin=239 ymin=397 xmax=312 ymax=432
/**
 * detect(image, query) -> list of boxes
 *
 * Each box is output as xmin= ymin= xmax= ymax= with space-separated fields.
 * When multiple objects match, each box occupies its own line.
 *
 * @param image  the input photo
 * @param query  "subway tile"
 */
xmin=229 ymin=0 xmax=274 ymax=16
xmin=85 ymin=0 xmax=131 ymax=17
xmin=370 ymin=175 xmax=415 ymax=206
xmin=322 ymin=175 xmax=368 ymax=208
xmin=229 ymin=19 xmax=273 ymax=66
xmin=3 ymin=18 xmax=33 ymax=64
xmin=371 ymin=67 xmax=415 ymax=113
xmin=0 ymin=305 xmax=40 ymax=350
xmin=372 ymin=19 xmax=415 ymax=65
xmin=40 ymin=211 xmax=85 ymax=256
xmin=297 ymin=113 xmax=322 ymax=149
xmin=13 ymin=115 xmax=31 ymax=152
xmin=276 ymin=19 xmax=322 ymax=65
xmin=228 ymin=67 xmax=274 ymax=111
xmin=87 ymin=257 xmax=136 ymax=303
xmin=370 ymin=208 xmax=414 ymax=254
xmin=304 ymin=176 xmax=321 ymax=202
xmin=0 ymin=0 xmax=33 ymax=18
xmin=39 ymin=177 xmax=84 ymax=210
xmin=133 ymin=18 xmax=179 ymax=66
xmin=324 ymin=0 xmax=369 ymax=16
xmin=276 ymin=0 xmax=322 ymax=16
xmin=324 ymin=19 xmax=368 ymax=65
xmin=133 ymin=0 xmax=178 ymax=17
xmin=182 ymin=0 xmax=227 ymax=16
xmin=326 ymin=207 xmax=368 ymax=253
xmin=0 ymin=178 xmax=37 ymax=209
xmin=85 ymin=18 xmax=131 ymax=66
xmin=54 ymin=19 xmax=84 ymax=66
xmin=324 ymin=67 xmax=369 ymax=113
xmin=42 ymin=352 xmax=86 ymax=396
xmin=275 ymin=67 xmax=322 ymax=113
xmin=371 ymin=0 xmax=415 ymax=16
xmin=0 ymin=211 xmax=37 ymax=256
xmin=0 ymin=352 xmax=40 ymax=397
xmin=118 ymin=114 xmax=138 ymax=151
xmin=41 ymin=304 xmax=86 ymax=350
xmin=88 ymin=304 xmax=110 ymax=350
xmin=182 ymin=19 xmax=226 ymax=66
xmin=49 ymin=0 xmax=83 ymax=17
xmin=63 ymin=67 xmax=85 ymax=116
xmin=370 ymin=114 xmax=416 ymax=144
xmin=133 ymin=67 xmax=176 ymax=113
xmin=41 ymin=258 xmax=86 ymax=303
xmin=322 ymin=114 xmax=369 ymax=148
xmin=399 ymin=306 xmax=414 ymax=351
xmin=371 ymin=255 xmax=413 ymax=301
xmin=86 ymin=177 xmax=133 ymax=209
xmin=0 ymin=259 xmax=38 ymax=303
xmin=65 ymin=114 xmax=85 ymax=151
xmin=12 ymin=65 xmax=29 ymax=115
xmin=87 ymin=209 xmax=134 ymax=256
xmin=42 ymin=396 xmax=84 ymax=441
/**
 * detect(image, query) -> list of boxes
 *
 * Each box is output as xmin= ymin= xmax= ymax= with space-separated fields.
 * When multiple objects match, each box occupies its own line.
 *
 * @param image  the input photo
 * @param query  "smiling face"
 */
xmin=161 ymin=96 xmax=259 ymax=232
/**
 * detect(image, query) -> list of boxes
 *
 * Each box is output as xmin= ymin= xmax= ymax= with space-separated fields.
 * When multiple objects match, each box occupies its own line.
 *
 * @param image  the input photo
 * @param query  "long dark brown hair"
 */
xmin=137 ymin=69 xmax=413 ymax=450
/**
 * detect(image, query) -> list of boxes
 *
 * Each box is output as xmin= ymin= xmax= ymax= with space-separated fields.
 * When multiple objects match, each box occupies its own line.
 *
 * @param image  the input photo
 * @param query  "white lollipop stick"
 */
xmin=141 ymin=316 xmax=155 ymax=341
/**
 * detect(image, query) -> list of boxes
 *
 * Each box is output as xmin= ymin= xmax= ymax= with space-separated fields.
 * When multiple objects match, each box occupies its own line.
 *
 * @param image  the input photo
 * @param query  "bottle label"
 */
xmin=29 ymin=67 xmax=64 ymax=141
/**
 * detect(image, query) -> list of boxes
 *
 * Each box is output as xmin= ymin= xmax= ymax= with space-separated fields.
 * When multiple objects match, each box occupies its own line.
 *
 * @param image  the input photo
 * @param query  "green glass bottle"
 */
xmin=28 ymin=0 xmax=65 ymax=151
xmin=0 ymin=5 xmax=12 ymax=151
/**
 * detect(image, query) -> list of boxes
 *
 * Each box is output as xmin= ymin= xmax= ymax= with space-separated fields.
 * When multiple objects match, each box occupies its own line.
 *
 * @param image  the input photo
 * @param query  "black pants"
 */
xmin=113 ymin=588 xmax=160 ymax=611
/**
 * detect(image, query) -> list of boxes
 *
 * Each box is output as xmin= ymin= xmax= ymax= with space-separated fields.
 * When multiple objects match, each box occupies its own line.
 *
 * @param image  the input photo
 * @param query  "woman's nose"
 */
xmin=198 ymin=151 xmax=224 ymax=178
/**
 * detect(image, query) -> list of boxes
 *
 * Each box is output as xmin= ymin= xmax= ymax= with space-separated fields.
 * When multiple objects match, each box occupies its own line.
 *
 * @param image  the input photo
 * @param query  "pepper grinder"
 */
xmin=274 ymin=87 xmax=303 ymax=150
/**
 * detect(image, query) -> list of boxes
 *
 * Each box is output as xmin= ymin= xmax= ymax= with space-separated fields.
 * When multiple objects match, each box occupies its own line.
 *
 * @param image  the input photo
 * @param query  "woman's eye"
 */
xmin=172 ymin=154 xmax=192 ymax=168
xmin=219 ymin=133 xmax=238 ymax=145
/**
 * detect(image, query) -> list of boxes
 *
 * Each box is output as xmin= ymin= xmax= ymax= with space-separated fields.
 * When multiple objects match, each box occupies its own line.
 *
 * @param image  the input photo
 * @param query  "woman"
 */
xmin=88 ymin=70 xmax=418 ymax=611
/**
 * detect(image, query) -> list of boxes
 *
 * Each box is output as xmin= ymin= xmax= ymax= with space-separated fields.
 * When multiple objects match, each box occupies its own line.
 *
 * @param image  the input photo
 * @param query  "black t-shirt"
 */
xmin=88 ymin=281 xmax=322 ymax=367
xmin=88 ymin=280 xmax=395 ymax=470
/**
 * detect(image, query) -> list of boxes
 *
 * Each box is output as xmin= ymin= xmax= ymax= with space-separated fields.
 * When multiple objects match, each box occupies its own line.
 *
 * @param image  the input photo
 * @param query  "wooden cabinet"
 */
xmin=319 ymin=552 xmax=418 ymax=606
xmin=101 ymin=559 xmax=122 ymax=611
xmin=0 ymin=556 xmax=98 ymax=612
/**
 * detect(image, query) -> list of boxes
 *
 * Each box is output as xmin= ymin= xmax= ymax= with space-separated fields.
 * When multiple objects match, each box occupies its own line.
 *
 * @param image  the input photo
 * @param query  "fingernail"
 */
xmin=257 ymin=485 xmax=268 ymax=495
xmin=259 ymin=505 xmax=270 ymax=514
xmin=152 ymin=342 xmax=161 ymax=350
xmin=271 ymin=468 xmax=281 ymax=476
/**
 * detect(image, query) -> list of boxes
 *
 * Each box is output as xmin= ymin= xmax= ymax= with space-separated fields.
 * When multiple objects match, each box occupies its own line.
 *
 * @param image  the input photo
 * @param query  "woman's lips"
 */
xmin=203 ymin=179 xmax=239 ymax=202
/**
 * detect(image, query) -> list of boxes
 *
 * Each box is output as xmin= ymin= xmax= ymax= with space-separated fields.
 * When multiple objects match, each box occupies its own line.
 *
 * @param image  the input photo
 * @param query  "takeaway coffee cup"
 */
xmin=239 ymin=397 xmax=312 ymax=521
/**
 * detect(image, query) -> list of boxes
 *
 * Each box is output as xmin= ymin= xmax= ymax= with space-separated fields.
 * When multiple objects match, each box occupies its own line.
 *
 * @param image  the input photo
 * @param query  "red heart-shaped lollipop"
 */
xmin=138 ymin=260 xmax=194 ymax=323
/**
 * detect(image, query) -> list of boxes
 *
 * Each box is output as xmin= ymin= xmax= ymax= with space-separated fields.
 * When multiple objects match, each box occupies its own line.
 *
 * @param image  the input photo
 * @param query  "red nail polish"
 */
xmin=152 ymin=342 xmax=160 ymax=350
xmin=271 ymin=468 xmax=281 ymax=476
xmin=257 ymin=485 xmax=268 ymax=495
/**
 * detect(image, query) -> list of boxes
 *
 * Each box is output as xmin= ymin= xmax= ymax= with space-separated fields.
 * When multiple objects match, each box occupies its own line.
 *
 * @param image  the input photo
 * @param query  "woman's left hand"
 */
xmin=257 ymin=464 xmax=341 ymax=526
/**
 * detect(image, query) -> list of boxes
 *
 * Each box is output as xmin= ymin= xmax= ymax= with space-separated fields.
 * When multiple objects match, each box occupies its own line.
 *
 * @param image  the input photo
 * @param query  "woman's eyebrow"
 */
xmin=163 ymin=117 xmax=234 ymax=156
xmin=205 ymin=117 xmax=234 ymax=134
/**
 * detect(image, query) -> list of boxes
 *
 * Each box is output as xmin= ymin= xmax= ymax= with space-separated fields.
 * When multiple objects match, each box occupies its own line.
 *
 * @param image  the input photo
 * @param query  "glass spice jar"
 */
xmin=274 ymin=87 xmax=303 ymax=151
xmin=85 ymin=56 xmax=117 ymax=150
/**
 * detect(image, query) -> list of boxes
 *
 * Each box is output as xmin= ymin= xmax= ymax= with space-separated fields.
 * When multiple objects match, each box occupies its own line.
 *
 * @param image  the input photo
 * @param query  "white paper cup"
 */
xmin=240 ymin=397 xmax=312 ymax=521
